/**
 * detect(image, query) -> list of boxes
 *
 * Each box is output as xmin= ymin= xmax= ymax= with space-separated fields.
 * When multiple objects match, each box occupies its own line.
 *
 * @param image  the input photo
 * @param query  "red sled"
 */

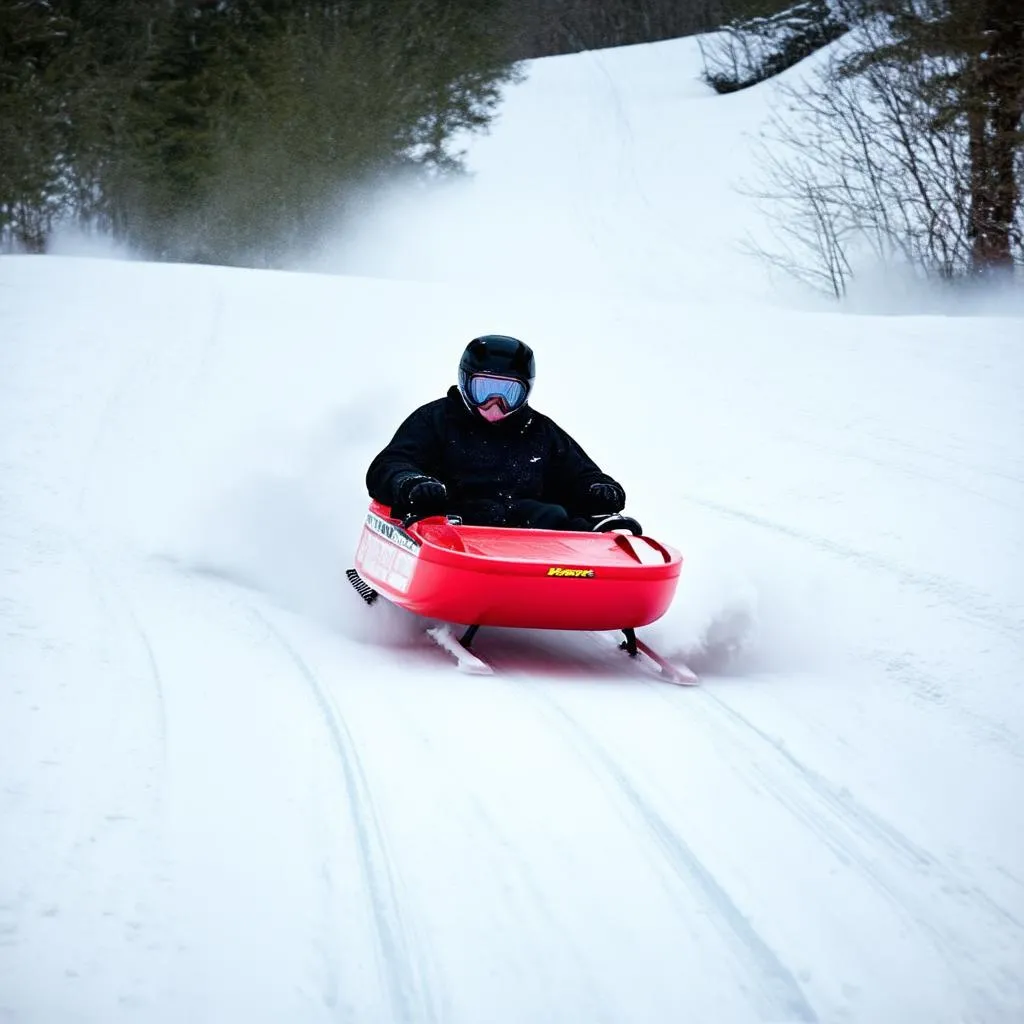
xmin=347 ymin=501 xmax=697 ymax=684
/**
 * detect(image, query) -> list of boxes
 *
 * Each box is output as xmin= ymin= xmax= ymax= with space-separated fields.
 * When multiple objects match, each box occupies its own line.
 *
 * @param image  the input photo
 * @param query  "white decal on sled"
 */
xmin=365 ymin=511 xmax=420 ymax=553
xmin=356 ymin=525 xmax=419 ymax=593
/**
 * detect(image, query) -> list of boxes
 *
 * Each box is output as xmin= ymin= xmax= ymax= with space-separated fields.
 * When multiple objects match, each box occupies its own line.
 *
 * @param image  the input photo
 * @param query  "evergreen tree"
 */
xmin=1 ymin=0 xmax=520 ymax=264
xmin=0 ymin=2 xmax=72 ymax=250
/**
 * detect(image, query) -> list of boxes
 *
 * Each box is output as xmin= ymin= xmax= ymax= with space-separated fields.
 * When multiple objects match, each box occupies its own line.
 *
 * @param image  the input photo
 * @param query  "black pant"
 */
xmin=454 ymin=498 xmax=589 ymax=531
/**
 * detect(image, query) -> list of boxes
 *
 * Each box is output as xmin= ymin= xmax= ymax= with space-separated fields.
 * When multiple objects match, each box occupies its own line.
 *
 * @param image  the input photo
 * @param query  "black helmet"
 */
xmin=458 ymin=335 xmax=535 ymax=422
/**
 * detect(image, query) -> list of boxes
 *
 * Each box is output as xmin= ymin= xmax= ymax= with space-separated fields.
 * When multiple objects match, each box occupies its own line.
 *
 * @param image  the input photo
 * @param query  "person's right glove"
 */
xmin=394 ymin=474 xmax=448 ymax=517
xmin=588 ymin=480 xmax=626 ymax=513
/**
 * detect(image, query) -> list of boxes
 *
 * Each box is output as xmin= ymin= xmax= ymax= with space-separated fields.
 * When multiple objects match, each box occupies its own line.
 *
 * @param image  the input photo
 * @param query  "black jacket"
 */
xmin=367 ymin=387 xmax=623 ymax=517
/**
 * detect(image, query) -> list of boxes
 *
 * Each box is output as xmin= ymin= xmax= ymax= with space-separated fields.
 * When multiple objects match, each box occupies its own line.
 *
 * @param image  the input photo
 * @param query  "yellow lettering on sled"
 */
xmin=547 ymin=567 xmax=595 ymax=578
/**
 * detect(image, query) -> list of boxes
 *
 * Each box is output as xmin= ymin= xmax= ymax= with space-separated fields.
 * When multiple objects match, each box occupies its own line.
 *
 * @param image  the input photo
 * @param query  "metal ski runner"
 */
xmin=426 ymin=625 xmax=493 ymax=675
xmin=632 ymin=636 xmax=700 ymax=686
xmin=423 ymin=622 xmax=699 ymax=685
xmin=590 ymin=630 xmax=700 ymax=686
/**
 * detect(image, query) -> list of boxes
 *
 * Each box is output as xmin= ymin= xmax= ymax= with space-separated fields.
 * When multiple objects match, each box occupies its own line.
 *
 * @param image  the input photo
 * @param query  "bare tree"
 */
xmin=745 ymin=4 xmax=1022 ymax=295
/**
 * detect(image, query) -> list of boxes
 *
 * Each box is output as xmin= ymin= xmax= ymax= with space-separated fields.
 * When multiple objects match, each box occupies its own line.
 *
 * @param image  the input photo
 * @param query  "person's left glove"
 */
xmin=394 ymin=473 xmax=448 ymax=517
xmin=588 ymin=480 xmax=625 ymax=513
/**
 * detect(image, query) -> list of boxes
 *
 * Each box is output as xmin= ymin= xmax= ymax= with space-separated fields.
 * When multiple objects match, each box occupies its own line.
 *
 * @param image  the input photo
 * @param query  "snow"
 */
xmin=2 ymin=34 xmax=1024 ymax=1024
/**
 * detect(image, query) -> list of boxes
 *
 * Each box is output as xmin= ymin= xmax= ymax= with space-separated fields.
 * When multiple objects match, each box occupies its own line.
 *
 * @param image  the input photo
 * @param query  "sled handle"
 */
xmin=401 ymin=512 xmax=459 ymax=528
xmin=593 ymin=515 xmax=644 ymax=536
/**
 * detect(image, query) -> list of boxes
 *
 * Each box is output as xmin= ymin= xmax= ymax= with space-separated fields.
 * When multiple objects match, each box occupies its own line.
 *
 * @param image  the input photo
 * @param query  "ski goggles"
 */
xmin=466 ymin=374 xmax=528 ymax=411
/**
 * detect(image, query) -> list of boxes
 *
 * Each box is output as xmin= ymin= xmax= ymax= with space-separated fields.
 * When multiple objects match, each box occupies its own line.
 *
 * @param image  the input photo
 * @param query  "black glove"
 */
xmin=395 ymin=474 xmax=447 ymax=516
xmin=588 ymin=480 xmax=625 ymax=513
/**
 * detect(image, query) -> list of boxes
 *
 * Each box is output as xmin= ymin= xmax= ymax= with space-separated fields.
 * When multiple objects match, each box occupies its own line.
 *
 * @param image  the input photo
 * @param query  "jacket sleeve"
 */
xmin=543 ymin=418 xmax=624 ymax=511
xmin=366 ymin=404 xmax=444 ymax=507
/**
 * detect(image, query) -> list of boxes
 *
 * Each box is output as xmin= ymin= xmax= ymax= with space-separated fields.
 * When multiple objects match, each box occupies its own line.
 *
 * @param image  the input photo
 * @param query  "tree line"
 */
xmin=7 ymin=0 xmax=1017 ymax=290
xmin=0 ymin=0 xmax=516 ymax=264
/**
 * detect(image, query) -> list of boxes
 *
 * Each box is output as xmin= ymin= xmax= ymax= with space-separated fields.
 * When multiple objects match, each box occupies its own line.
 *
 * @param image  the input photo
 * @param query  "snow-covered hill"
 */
xmin=2 ymin=36 xmax=1023 ymax=1024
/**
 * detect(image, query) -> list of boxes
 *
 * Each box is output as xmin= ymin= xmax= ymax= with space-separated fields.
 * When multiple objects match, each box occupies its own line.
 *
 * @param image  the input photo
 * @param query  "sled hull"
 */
xmin=354 ymin=503 xmax=681 ymax=630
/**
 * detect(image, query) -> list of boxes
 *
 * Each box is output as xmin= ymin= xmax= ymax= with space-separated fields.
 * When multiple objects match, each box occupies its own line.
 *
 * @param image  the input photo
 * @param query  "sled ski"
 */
xmin=632 ymin=637 xmax=700 ymax=686
xmin=420 ymin=621 xmax=700 ymax=685
xmin=618 ymin=630 xmax=699 ymax=685
xmin=426 ymin=624 xmax=493 ymax=675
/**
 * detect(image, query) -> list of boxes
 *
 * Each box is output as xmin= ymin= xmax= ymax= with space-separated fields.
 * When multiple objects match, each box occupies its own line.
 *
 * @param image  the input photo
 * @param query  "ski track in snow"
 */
xmin=246 ymin=606 xmax=443 ymax=1024
xmin=81 ymin=553 xmax=171 ymax=790
xmin=342 ymin=674 xmax=627 ymax=1024
xmin=522 ymin=671 xmax=1024 ymax=1021
xmin=687 ymin=691 xmax=1024 ymax=998
xmin=678 ymin=488 xmax=1024 ymax=767
xmin=681 ymin=493 xmax=1023 ymax=645
xmin=519 ymin=681 xmax=818 ymax=1023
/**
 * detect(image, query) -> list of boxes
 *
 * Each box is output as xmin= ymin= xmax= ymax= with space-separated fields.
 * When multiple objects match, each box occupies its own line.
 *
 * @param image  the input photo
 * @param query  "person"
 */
xmin=366 ymin=334 xmax=628 ymax=530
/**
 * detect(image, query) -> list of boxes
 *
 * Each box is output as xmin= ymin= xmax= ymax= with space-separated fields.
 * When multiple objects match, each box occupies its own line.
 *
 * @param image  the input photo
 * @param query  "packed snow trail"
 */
xmin=2 ymin=254 xmax=1022 ymax=1024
